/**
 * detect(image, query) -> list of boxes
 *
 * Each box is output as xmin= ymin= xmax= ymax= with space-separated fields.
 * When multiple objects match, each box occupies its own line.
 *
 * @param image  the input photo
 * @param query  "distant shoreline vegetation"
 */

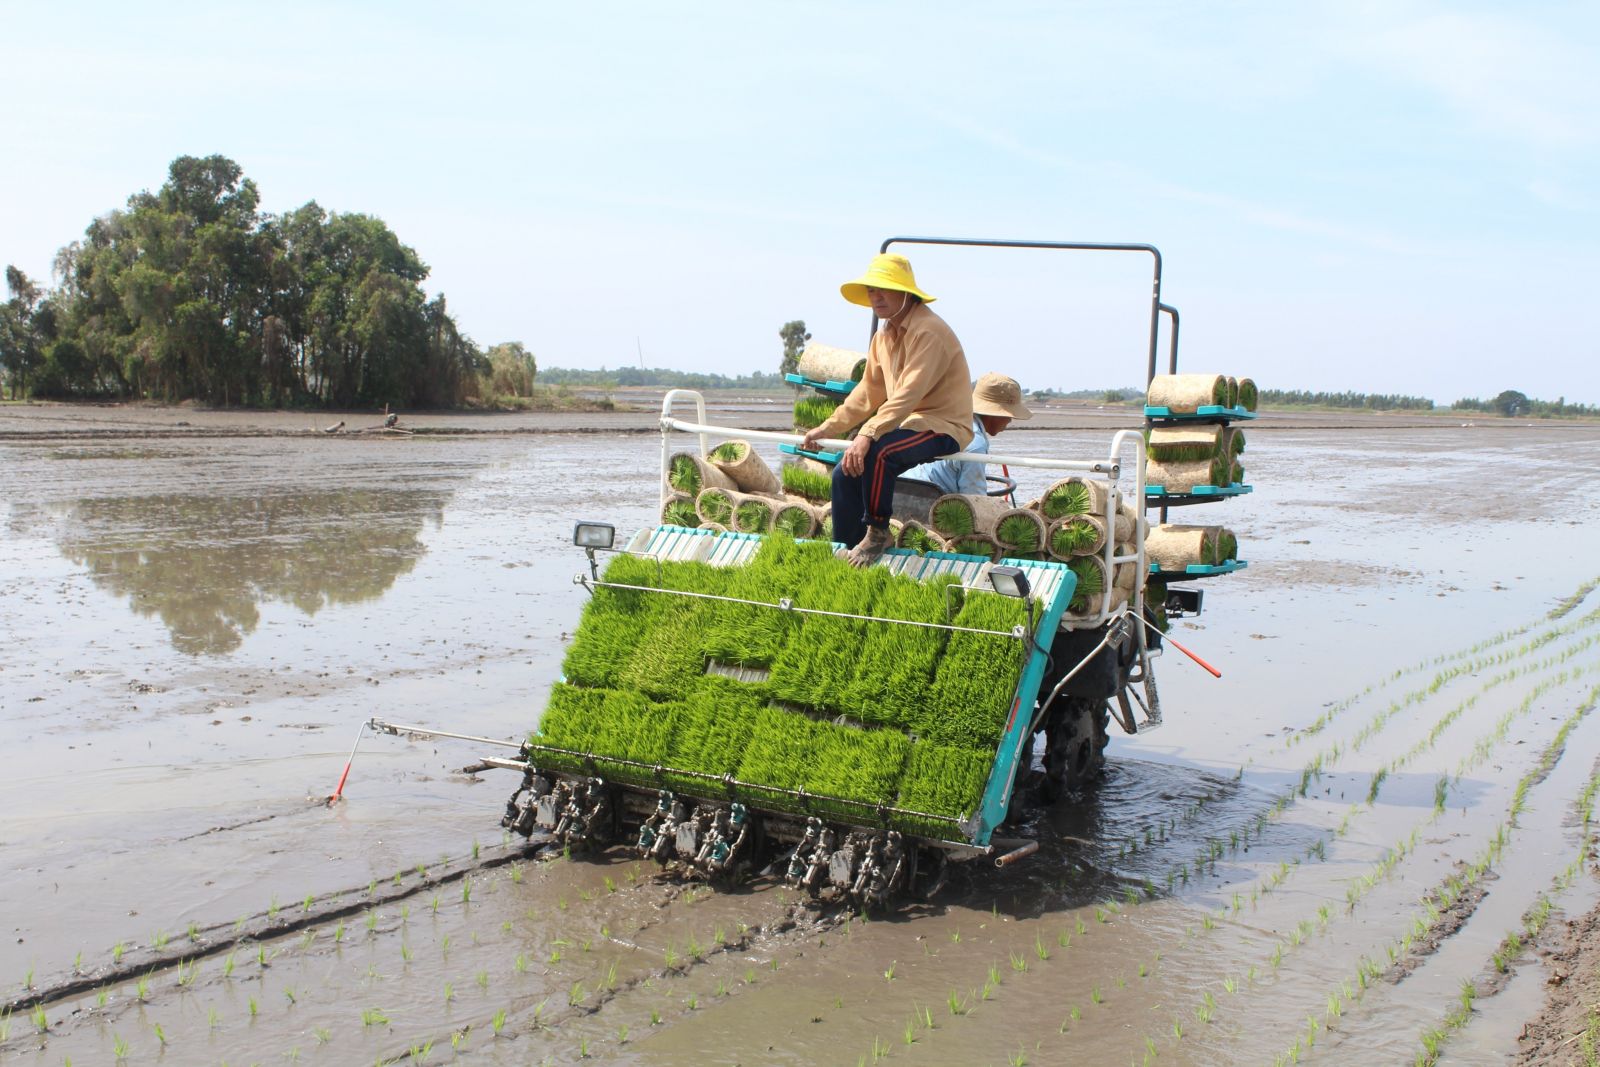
xmin=0 ymin=154 xmax=589 ymax=412
xmin=1033 ymin=387 xmax=1597 ymax=418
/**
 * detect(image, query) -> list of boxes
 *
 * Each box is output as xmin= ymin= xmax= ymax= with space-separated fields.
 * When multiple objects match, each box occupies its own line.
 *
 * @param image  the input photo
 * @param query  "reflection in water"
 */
xmin=57 ymin=490 xmax=450 ymax=655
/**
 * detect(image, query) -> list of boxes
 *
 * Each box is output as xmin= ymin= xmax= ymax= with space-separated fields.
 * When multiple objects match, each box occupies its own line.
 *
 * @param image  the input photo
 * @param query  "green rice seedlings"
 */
xmin=1237 ymin=378 xmax=1258 ymax=412
xmin=1048 ymin=517 xmax=1100 ymax=558
xmin=1067 ymin=557 xmax=1106 ymax=613
xmin=695 ymin=486 xmax=736 ymax=525
xmin=667 ymin=453 xmax=710 ymax=496
xmin=767 ymin=555 xmax=893 ymax=715
xmin=661 ymin=493 xmax=699 ymax=527
xmin=838 ymin=571 xmax=956 ymax=731
xmin=948 ymin=536 xmax=1000 ymax=561
xmin=995 ymin=510 xmax=1046 ymax=553
xmin=772 ymin=501 xmax=818 ymax=538
xmin=1040 ymin=478 xmax=1094 ymax=519
xmin=710 ymin=442 xmax=745 ymax=464
xmin=894 ymin=743 xmax=993 ymax=835
xmin=780 ymin=461 xmax=833 ymax=503
xmin=931 ymin=496 xmax=984 ymax=538
xmin=894 ymin=520 xmax=946 ymax=555
xmin=802 ymin=721 xmax=912 ymax=820
xmin=920 ymin=592 xmax=1030 ymax=749
xmin=699 ymin=532 xmax=810 ymax=666
xmin=732 ymin=497 xmax=775 ymax=534
xmin=792 ymin=395 xmax=841 ymax=430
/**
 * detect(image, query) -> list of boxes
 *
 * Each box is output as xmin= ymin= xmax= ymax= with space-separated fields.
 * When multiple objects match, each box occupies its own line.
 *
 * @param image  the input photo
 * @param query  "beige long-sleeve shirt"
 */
xmin=810 ymin=303 xmax=974 ymax=449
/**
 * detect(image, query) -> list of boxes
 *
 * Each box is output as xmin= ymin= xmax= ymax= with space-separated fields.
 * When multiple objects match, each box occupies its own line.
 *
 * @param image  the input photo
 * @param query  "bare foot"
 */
xmin=845 ymin=526 xmax=891 ymax=568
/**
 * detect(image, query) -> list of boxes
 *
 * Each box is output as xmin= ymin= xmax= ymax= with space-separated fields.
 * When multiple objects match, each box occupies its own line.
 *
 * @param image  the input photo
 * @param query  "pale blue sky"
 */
xmin=5 ymin=1 xmax=1597 ymax=402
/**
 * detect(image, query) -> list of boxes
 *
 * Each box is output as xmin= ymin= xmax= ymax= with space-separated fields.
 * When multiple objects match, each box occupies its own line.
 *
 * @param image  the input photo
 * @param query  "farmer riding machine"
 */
xmin=372 ymin=238 xmax=1245 ymax=906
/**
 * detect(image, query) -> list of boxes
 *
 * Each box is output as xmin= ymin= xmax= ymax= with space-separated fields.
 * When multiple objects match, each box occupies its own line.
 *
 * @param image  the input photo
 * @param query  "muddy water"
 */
xmin=3 ymin=418 xmax=1600 ymax=1065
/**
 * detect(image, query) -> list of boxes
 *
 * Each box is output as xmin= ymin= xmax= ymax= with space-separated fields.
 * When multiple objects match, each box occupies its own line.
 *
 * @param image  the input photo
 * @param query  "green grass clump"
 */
xmin=921 ymin=593 xmax=1029 ymax=749
xmin=1049 ymin=517 xmax=1099 ymax=557
xmin=930 ymin=496 xmax=980 ymax=537
xmin=1067 ymin=557 xmax=1105 ymax=612
xmin=792 ymin=395 xmax=841 ymax=430
xmin=696 ymin=487 xmax=735 ymax=525
xmin=733 ymin=498 xmax=774 ymax=533
xmin=1040 ymin=479 xmax=1091 ymax=519
xmin=668 ymin=453 xmax=706 ymax=495
xmin=895 ymin=743 xmax=993 ymax=836
xmin=995 ymin=513 xmax=1043 ymax=552
xmin=661 ymin=497 xmax=699 ymax=527
xmin=781 ymin=462 xmax=833 ymax=504
xmin=710 ymin=441 xmax=745 ymax=463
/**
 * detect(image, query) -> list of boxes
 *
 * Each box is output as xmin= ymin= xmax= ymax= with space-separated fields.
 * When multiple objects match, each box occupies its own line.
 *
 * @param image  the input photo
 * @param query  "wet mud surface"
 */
xmin=4 ymin=405 xmax=1600 ymax=1064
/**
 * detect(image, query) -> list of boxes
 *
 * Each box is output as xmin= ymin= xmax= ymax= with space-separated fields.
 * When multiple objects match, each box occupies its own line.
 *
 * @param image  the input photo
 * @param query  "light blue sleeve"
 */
xmin=952 ymin=421 xmax=990 ymax=496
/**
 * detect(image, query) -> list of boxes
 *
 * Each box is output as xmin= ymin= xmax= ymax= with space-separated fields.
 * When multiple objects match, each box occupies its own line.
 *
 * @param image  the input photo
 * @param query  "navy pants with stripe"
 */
xmin=830 ymin=429 xmax=959 ymax=549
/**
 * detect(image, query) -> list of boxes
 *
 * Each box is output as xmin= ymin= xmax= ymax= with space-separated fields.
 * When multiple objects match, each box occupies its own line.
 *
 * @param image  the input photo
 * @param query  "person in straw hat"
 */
xmin=801 ymin=252 xmax=974 ymax=567
xmin=903 ymin=372 xmax=1033 ymax=496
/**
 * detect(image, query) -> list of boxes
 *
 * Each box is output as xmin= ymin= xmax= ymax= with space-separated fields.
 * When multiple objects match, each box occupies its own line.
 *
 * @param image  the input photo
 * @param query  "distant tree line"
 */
xmin=539 ymin=366 xmax=786 ymax=389
xmin=1257 ymin=389 xmax=1435 ymax=410
xmin=0 ymin=155 xmax=526 ymax=409
xmin=1451 ymin=390 xmax=1599 ymax=418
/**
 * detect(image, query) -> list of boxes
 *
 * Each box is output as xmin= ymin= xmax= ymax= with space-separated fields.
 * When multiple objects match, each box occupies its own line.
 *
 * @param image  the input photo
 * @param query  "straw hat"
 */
xmin=972 ymin=373 xmax=1032 ymax=420
xmin=840 ymin=253 xmax=936 ymax=307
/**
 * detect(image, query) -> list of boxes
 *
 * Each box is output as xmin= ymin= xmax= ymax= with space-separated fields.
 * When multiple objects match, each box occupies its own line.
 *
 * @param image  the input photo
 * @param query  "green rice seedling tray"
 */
xmin=1143 ymin=404 xmax=1257 ymax=421
xmin=784 ymin=372 xmax=857 ymax=396
xmin=541 ymin=528 xmax=1076 ymax=847
xmin=779 ymin=443 xmax=843 ymax=465
xmin=1148 ymin=559 xmax=1249 ymax=579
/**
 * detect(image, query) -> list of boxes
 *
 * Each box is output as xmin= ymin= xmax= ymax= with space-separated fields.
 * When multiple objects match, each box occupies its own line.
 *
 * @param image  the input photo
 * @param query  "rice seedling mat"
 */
xmin=778 ymin=442 xmax=843 ymax=465
xmin=1148 ymin=559 xmax=1250 ymax=579
xmin=783 ymin=372 xmax=857 ymax=395
xmin=551 ymin=527 xmax=1078 ymax=846
xmin=1143 ymin=404 xmax=1257 ymax=420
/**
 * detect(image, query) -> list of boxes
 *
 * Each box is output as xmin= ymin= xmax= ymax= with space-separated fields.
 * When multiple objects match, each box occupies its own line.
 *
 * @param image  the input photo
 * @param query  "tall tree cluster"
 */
xmin=1 ymin=155 xmax=488 ymax=407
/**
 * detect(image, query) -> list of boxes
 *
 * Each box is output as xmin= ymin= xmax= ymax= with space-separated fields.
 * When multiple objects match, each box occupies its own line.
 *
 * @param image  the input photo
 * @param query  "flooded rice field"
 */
xmin=3 ymin=408 xmax=1600 ymax=1065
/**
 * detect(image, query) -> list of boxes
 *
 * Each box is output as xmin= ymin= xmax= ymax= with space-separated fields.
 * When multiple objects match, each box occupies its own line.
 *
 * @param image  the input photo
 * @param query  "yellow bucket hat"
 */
xmin=840 ymin=253 xmax=936 ymax=307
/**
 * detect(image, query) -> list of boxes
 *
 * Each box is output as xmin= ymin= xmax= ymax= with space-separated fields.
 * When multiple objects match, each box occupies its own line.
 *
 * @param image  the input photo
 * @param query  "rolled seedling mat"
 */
xmin=895 ymin=519 xmax=949 ymax=555
xmin=797 ymin=342 xmax=868 ymax=383
xmin=993 ymin=508 xmax=1048 ymax=554
xmin=1038 ymin=477 xmax=1115 ymax=520
xmin=695 ymin=486 xmax=738 ymax=526
xmin=731 ymin=492 xmax=778 ymax=534
xmin=929 ymin=493 xmax=1012 ymax=539
xmin=661 ymin=491 xmax=699 ymax=527
xmin=1221 ymin=426 xmax=1246 ymax=457
xmin=771 ymin=499 xmax=818 ymax=538
xmin=697 ymin=521 xmax=728 ymax=533
xmin=1146 ymin=455 xmax=1229 ymax=492
xmin=1075 ymin=586 xmax=1131 ymax=618
xmin=1237 ymin=377 xmax=1258 ymax=412
xmin=1225 ymin=376 xmax=1240 ymax=407
xmin=1066 ymin=555 xmax=1107 ymax=612
xmin=710 ymin=439 xmax=781 ymax=495
xmin=1231 ymin=459 xmax=1244 ymax=484
xmin=780 ymin=460 xmax=833 ymax=504
xmin=1216 ymin=527 xmax=1239 ymax=563
xmin=1148 ymin=425 xmax=1224 ymax=463
xmin=667 ymin=451 xmax=737 ymax=496
xmin=946 ymin=533 xmax=1001 ymax=561
xmin=1046 ymin=511 xmax=1132 ymax=559
xmin=792 ymin=394 xmax=841 ymax=431
xmin=815 ymin=502 xmax=833 ymax=542
xmin=1145 ymin=524 xmax=1219 ymax=571
xmin=1146 ymin=373 xmax=1229 ymax=413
